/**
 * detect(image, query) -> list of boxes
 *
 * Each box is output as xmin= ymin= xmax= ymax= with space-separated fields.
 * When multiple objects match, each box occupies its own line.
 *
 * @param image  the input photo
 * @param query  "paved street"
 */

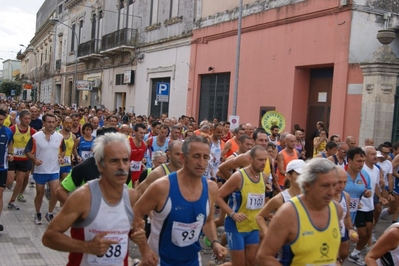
xmin=0 ymin=183 xmax=392 ymax=265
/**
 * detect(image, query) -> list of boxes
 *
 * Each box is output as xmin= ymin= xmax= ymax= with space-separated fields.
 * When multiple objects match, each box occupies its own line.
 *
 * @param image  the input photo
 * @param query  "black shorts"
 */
xmin=0 ymin=170 xmax=7 ymax=188
xmin=355 ymin=210 xmax=374 ymax=228
xmin=8 ymin=160 xmax=29 ymax=172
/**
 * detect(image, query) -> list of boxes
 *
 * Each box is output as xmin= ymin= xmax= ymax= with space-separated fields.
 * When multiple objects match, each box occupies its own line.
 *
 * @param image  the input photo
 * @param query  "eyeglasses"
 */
xmin=340 ymin=150 xmax=348 ymax=153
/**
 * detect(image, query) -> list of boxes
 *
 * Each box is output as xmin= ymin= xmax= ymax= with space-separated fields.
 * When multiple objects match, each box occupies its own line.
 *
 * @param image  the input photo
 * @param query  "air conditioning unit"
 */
xmin=93 ymin=78 xmax=101 ymax=88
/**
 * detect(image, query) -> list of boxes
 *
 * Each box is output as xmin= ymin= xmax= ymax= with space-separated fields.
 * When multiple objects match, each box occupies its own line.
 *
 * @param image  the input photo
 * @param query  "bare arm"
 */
xmin=135 ymin=166 xmax=166 ymax=196
xmin=42 ymin=186 xmax=117 ymax=255
xmin=220 ymin=141 xmax=232 ymax=158
xmin=269 ymin=158 xmax=281 ymax=192
xmin=202 ymin=181 xmax=228 ymax=260
xmin=56 ymin=185 xmax=70 ymax=206
xmin=365 ymin=225 xmax=399 ymax=266
xmin=132 ymin=179 xmax=166 ymax=265
xmin=216 ymin=171 xmax=246 ymax=222
xmin=71 ymin=134 xmax=79 ymax=158
xmin=218 ymin=155 xmax=250 ymax=180
xmin=276 ymin=153 xmax=285 ymax=176
xmin=256 ymin=202 xmax=297 ymax=266
xmin=256 ymin=195 xmax=283 ymax=238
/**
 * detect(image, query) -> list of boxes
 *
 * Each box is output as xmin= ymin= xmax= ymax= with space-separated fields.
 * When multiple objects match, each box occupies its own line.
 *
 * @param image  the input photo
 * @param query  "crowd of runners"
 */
xmin=0 ymin=100 xmax=397 ymax=265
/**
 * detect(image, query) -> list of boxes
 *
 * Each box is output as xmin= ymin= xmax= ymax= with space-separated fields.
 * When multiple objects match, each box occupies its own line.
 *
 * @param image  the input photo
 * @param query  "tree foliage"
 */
xmin=0 ymin=80 xmax=22 ymax=97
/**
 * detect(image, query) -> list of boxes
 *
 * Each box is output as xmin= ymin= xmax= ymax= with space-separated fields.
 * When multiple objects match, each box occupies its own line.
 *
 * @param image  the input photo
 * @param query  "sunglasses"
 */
xmin=340 ymin=150 xmax=348 ymax=153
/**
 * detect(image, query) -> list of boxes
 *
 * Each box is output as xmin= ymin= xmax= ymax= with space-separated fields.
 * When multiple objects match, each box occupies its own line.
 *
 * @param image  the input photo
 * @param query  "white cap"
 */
xmin=286 ymin=159 xmax=306 ymax=174
xmin=376 ymin=151 xmax=384 ymax=158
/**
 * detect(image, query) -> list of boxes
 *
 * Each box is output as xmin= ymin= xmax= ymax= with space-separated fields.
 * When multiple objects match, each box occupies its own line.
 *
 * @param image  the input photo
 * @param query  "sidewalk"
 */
xmin=0 ymin=184 xmax=68 ymax=266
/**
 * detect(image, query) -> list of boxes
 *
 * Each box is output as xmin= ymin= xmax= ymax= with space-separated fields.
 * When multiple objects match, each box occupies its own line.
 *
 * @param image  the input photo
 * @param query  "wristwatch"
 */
xmin=211 ymin=240 xmax=221 ymax=248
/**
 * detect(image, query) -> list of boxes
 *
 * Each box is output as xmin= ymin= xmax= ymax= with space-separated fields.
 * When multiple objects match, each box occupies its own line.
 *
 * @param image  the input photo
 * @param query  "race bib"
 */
xmin=246 ymin=193 xmax=264 ymax=210
xmin=130 ymin=161 xmax=141 ymax=172
xmin=87 ymin=234 xmax=128 ymax=265
xmin=171 ymin=221 xmax=202 ymax=247
xmin=13 ymin=148 xmax=25 ymax=157
xmin=81 ymin=151 xmax=93 ymax=160
xmin=63 ymin=156 xmax=71 ymax=165
xmin=349 ymin=198 xmax=359 ymax=213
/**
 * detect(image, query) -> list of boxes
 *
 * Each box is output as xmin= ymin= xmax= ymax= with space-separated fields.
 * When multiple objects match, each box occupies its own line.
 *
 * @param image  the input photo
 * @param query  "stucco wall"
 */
xmin=134 ymin=41 xmax=191 ymax=118
xmin=189 ymin=0 xmax=354 ymax=135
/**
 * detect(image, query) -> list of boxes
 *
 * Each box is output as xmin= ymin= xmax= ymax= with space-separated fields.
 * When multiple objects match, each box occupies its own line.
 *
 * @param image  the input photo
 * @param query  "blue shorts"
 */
xmin=60 ymin=165 xmax=72 ymax=174
xmin=33 ymin=173 xmax=59 ymax=185
xmin=341 ymin=229 xmax=349 ymax=242
xmin=226 ymin=230 xmax=259 ymax=250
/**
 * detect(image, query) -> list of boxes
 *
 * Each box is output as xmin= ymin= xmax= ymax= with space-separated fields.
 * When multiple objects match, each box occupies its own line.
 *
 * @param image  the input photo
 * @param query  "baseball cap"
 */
xmin=376 ymin=151 xmax=384 ymax=158
xmin=286 ymin=159 xmax=306 ymax=174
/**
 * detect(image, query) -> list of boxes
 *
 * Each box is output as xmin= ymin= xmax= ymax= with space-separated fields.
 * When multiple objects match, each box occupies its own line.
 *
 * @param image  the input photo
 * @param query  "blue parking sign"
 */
xmin=156 ymin=82 xmax=169 ymax=102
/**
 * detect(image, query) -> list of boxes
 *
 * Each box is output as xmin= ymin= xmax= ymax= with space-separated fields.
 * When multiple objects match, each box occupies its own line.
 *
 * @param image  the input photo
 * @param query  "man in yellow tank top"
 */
xmin=78 ymin=108 xmax=87 ymax=126
xmin=7 ymin=110 xmax=36 ymax=208
xmin=256 ymin=158 xmax=342 ymax=266
xmin=59 ymin=117 xmax=78 ymax=182
xmin=216 ymin=145 xmax=267 ymax=266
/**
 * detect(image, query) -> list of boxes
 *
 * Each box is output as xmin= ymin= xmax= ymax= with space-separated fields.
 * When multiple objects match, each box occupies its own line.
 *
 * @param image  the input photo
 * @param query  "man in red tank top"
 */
xmin=129 ymin=123 xmax=147 ymax=184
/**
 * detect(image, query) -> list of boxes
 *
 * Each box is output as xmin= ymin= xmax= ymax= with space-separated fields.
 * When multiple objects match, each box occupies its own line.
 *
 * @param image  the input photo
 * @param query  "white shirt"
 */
xmin=377 ymin=160 xmax=393 ymax=186
xmin=360 ymin=164 xmax=379 ymax=211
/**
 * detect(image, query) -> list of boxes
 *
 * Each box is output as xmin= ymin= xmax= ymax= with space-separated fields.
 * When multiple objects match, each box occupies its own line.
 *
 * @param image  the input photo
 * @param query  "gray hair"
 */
xmin=152 ymin=150 xmax=167 ymax=161
xmin=93 ymin=133 xmax=130 ymax=166
xmin=296 ymin=158 xmax=337 ymax=194
xmin=182 ymin=135 xmax=209 ymax=156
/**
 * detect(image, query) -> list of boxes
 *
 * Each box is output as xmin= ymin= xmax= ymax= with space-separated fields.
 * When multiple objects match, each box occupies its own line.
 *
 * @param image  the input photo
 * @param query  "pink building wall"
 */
xmin=188 ymin=0 xmax=363 ymax=137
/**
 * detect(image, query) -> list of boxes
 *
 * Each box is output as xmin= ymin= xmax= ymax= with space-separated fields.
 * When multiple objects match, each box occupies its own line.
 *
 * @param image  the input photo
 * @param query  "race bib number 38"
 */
xmin=171 ymin=221 xmax=202 ymax=247
xmin=87 ymin=234 xmax=127 ymax=265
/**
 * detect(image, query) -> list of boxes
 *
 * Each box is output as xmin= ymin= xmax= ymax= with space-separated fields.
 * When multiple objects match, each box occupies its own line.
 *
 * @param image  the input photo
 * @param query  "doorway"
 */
xmin=150 ymin=77 xmax=170 ymax=117
xmin=305 ymin=68 xmax=333 ymax=158
xmin=114 ymin=92 xmax=126 ymax=114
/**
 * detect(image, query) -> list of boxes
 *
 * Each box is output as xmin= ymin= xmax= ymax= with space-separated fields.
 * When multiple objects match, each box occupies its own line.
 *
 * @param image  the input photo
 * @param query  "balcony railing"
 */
xmin=78 ymin=39 xmax=100 ymax=57
xmin=56 ymin=60 xmax=61 ymax=71
xmin=101 ymin=28 xmax=137 ymax=52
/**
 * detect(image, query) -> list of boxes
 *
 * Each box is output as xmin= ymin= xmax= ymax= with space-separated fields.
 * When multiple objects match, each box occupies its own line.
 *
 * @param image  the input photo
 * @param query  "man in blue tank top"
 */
xmin=133 ymin=136 xmax=228 ymax=265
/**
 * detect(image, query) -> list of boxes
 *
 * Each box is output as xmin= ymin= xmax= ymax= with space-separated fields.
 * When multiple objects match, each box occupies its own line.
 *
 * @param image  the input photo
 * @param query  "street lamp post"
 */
xmin=50 ymin=18 xmax=79 ymax=106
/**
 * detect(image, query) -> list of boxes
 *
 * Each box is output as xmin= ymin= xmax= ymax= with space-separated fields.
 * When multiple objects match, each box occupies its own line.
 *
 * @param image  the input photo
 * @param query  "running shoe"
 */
xmin=45 ymin=213 xmax=54 ymax=223
xmin=348 ymin=254 xmax=365 ymax=266
xmin=8 ymin=202 xmax=20 ymax=210
xmin=132 ymin=259 xmax=141 ymax=266
xmin=17 ymin=194 xmax=26 ymax=202
xmin=35 ymin=213 xmax=42 ymax=225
